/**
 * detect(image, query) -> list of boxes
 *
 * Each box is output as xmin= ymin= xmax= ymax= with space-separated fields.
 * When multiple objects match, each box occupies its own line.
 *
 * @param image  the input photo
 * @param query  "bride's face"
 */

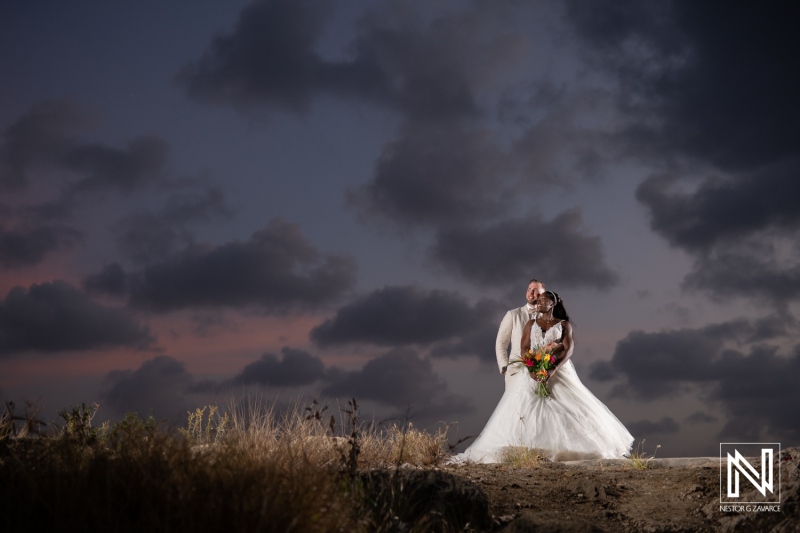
xmin=536 ymin=296 xmax=555 ymax=313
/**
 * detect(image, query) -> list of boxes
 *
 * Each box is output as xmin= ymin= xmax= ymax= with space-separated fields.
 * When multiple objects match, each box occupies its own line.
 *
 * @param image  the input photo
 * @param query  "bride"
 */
xmin=450 ymin=290 xmax=633 ymax=463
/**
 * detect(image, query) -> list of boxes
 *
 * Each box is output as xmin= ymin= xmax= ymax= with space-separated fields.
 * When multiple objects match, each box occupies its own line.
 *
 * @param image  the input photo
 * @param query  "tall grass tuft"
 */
xmin=180 ymin=404 xmax=230 ymax=446
xmin=502 ymin=445 xmax=546 ymax=468
xmin=2 ymin=400 xmax=45 ymax=440
xmin=629 ymin=439 xmax=661 ymax=470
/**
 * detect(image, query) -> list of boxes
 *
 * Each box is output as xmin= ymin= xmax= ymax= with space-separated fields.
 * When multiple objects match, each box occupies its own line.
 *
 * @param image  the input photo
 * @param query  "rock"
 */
xmin=569 ymin=479 xmax=607 ymax=501
xmin=502 ymin=511 xmax=606 ymax=532
xmin=495 ymin=514 xmax=516 ymax=526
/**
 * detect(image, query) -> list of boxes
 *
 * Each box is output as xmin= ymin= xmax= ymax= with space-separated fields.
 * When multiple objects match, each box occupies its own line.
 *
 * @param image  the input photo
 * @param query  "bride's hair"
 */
xmin=543 ymin=290 xmax=572 ymax=324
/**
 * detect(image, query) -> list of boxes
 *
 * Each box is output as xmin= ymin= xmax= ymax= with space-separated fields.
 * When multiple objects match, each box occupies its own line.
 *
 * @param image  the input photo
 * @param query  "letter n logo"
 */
xmin=720 ymin=443 xmax=781 ymax=504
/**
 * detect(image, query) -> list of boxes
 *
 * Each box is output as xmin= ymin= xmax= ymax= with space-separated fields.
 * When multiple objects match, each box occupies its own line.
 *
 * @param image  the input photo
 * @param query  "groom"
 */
xmin=496 ymin=278 xmax=545 ymax=377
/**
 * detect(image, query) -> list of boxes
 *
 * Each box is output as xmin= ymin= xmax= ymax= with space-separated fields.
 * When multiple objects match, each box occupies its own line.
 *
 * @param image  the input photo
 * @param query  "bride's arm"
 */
xmin=518 ymin=319 xmax=535 ymax=362
xmin=549 ymin=322 xmax=574 ymax=379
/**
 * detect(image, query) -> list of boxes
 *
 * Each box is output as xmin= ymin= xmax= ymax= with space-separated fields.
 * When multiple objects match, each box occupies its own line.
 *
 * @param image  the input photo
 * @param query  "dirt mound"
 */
xmin=430 ymin=447 xmax=800 ymax=532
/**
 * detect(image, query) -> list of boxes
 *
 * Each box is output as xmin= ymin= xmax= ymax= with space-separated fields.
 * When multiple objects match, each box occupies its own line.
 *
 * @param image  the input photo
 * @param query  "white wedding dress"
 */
xmin=451 ymin=321 xmax=633 ymax=463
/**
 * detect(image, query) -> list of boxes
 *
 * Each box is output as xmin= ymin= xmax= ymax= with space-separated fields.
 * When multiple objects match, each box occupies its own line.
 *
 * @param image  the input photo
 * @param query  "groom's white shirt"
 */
xmin=495 ymin=305 xmax=536 ymax=375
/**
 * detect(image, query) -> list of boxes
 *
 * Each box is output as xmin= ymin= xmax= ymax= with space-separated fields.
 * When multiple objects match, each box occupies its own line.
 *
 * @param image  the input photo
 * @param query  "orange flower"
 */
xmin=534 ymin=353 xmax=542 ymax=361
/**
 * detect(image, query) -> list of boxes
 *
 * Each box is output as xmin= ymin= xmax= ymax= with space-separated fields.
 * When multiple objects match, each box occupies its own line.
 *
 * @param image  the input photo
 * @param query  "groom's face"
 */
xmin=526 ymin=282 xmax=544 ymax=304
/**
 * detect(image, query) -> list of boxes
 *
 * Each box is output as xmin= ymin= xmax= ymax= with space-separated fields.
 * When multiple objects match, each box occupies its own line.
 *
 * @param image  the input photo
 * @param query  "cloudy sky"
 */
xmin=2 ymin=0 xmax=798 ymax=457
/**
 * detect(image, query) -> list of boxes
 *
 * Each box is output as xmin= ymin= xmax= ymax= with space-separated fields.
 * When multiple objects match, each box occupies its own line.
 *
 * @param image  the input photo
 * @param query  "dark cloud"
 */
xmin=0 ymin=280 xmax=153 ymax=356
xmin=640 ymin=172 xmax=800 ymax=307
xmin=635 ymin=163 xmax=800 ymax=304
xmin=347 ymin=120 xmax=511 ymax=227
xmin=590 ymin=320 xmax=749 ymax=399
xmin=0 ymin=99 xmax=171 ymax=196
xmin=0 ymin=223 xmax=81 ymax=269
xmin=591 ymin=319 xmax=800 ymax=442
xmin=509 ymin=88 xmax=622 ymax=183
xmin=101 ymin=355 xmax=195 ymax=423
xmin=432 ymin=210 xmax=618 ymax=289
xmin=627 ymin=417 xmax=680 ymax=438
xmin=565 ymin=0 xmax=684 ymax=87
xmin=428 ymin=319 xmax=502 ymax=363
xmin=63 ymin=135 xmax=170 ymax=195
xmin=568 ymin=0 xmax=800 ymax=170
xmin=684 ymin=411 xmax=718 ymax=425
xmin=334 ymin=3 xmax=497 ymax=121
xmin=115 ymin=214 xmax=186 ymax=266
xmin=321 ymin=348 xmax=473 ymax=417
xmin=193 ymin=346 xmax=473 ymax=421
xmin=232 ymin=347 xmax=327 ymax=387
xmin=113 ymin=188 xmax=231 ymax=264
xmin=118 ymin=218 xmax=356 ymax=313
xmin=0 ymin=99 xmax=90 ymax=191
xmin=83 ymin=263 xmax=128 ymax=297
xmin=681 ymin=237 xmax=800 ymax=305
xmin=711 ymin=346 xmax=800 ymax=442
xmin=186 ymin=310 xmax=238 ymax=338
xmin=311 ymin=285 xmax=497 ymax=347
xmin=177 ymin=0 xmax=336 ymax=114
xmin=567 ymin=2 xmax=800 ymax=302
xmin=635 ymin=162 xmax=800 ymax=253
xmin=177 ymin=0 xmax=529 ymax=120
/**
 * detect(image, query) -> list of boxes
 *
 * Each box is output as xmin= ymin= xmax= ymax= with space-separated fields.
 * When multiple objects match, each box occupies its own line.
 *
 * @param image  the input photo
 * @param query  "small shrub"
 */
xmin=57 ymin=402 xmax=100 ymax=445
xmin=630 ymin=439 xmax=661 ymax=470
xmin=100 ymin=411 xmax=159 ymax=454
xmin=502 ymin=445 xmax=546 ymax=468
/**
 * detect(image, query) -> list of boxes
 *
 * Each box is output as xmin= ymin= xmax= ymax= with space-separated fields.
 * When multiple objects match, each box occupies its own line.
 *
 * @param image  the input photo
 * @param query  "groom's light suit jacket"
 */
xmin=495 ymin=305 xmax=535 ymax=377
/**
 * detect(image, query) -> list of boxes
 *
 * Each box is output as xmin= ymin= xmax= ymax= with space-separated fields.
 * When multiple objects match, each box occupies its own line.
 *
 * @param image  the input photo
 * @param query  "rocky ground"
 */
xmin=399 ymin=447 xmax=800 ymax=532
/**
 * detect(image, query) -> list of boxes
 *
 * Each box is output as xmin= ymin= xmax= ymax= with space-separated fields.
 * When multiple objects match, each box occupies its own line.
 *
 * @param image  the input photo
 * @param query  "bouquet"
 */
xmin=509 ymin=342 xmax=560 ymax=397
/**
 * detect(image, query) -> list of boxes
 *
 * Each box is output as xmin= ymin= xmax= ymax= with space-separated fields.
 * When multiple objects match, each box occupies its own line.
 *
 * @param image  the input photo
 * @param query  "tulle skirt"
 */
xmin=450 ymin=360 xmax=633 ymax=463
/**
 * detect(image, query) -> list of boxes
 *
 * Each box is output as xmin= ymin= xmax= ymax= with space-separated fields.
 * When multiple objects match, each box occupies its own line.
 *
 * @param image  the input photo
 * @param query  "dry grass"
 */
xmin=1 ymin=400 xmax=46 ymax=439
xmin=501 ymin=445 xmax=546 ymax=468
xmin=217 ymin=395 xmax=451 ymax=469
xmin=0 ymin=396 xmax=456 ymax=533
xmin=630 ymin=439 xmax=661 ymax=470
